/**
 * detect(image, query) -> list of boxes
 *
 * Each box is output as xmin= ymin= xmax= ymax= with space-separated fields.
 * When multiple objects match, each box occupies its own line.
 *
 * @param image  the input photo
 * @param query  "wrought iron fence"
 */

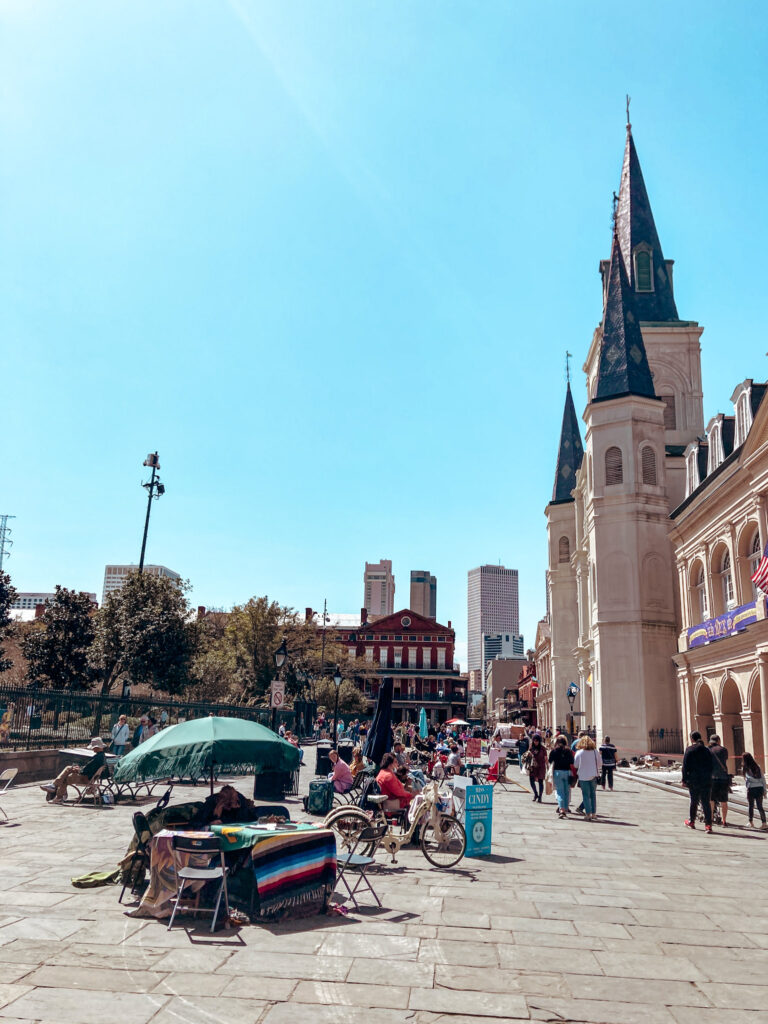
xmin=648 ymin=728 xmax=684 ymax=755
xmin=0 ymin=684 xmax=317 ymax=751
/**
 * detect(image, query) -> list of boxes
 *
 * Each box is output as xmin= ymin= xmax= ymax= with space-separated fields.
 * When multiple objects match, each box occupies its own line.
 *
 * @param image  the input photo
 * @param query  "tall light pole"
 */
xmin=332 ymin=665 xmax=342 ymax=750
xmin=273 ymin=637 xmax=287 ymax=734
xmin=139 ymin=452 xmax=165 ymax=573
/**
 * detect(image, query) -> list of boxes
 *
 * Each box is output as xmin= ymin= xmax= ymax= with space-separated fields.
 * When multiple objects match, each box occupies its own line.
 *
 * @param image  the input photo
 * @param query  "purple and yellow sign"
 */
xmin=687 ymin=600 xmax=761 ymax=649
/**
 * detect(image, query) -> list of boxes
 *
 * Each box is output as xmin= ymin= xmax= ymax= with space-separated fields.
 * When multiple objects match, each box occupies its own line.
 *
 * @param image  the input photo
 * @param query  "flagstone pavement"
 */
xmin=0 ymin=766 xmax=766 ymax=1024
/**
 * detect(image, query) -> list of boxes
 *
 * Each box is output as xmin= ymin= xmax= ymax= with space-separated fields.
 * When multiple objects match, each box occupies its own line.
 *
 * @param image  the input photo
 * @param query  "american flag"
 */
xmin=751 ymin=544 xmax=768 ymax=594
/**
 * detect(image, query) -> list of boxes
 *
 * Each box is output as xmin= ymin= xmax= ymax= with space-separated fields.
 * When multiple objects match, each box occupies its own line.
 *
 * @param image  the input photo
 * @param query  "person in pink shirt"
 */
xmin=328 ymin=750 xmax=354 ymax=793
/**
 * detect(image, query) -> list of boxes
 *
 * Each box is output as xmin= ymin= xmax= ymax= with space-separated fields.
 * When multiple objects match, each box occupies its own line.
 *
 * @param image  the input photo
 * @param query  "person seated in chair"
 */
xmin=40 ymin=737 xmax=108 ymax=803
xmin=190 ymin=784 xmax=255 ymax=827
xmin=328 ymin=749 xmax=354 ymax=793
xmin=376 ymin=752 xmax=414 ymax=810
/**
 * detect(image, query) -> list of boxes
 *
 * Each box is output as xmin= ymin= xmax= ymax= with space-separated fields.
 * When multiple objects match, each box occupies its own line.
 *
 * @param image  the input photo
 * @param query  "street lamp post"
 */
xmin=566 ymin=682 xmax=579 ymax=739
xmin=139 ymin=452 xmax=165 ymax=573
xmin=273 ymin=637 xmax=287 ymax=734
xmin=332 ymin=665 xmax=342 ymax=750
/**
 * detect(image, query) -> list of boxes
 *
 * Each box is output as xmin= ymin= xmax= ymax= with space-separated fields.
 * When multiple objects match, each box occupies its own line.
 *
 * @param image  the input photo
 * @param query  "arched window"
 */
xmin=695 ymin=564 xmax=708 ymax=620
xmin=605 ymin=446 xmax=623 ymax=486
xmin=635 ymin=249 xmax=653 ymax=292
xmin=721 ymin=550 xmax=735 ymax=611
xmin=641 ymin=446 xmax=657 ymax=485
xmin=750 ymin=531 xmax=762 ymax=600
xmin=558 ymin=536 xmax=570 ymax=563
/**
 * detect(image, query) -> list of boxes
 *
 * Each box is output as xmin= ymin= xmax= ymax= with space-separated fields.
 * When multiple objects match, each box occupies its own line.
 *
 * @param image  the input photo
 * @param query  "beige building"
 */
xmin=533 ymin=617 xmax=553 ymax=729
xmin=543 ymin=119 xmax=705 ymax=755
xmin=102 ymin=564 xmax=180 ymax=604
xmin=671 ymin=379 xmax=768 ymax=771
xmin=363 ymin=559 xmax=395 ymax=617
xmin=485 ymin=658 xmax=527 ymax=720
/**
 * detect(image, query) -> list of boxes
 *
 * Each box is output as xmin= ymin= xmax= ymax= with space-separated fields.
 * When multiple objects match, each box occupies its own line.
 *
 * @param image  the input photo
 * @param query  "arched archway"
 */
xmin=694 ymin=681 xmax=716 ymax=741
xmin=719 ymin=677 xmax=744 ymax=772
xmin=746 ymin=672 xmax=764 ymax=767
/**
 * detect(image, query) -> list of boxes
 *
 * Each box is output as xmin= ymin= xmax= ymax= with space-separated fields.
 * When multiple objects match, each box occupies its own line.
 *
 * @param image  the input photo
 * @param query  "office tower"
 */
xmin=363 ymin=559 xmax=395 ymax=616
xmin=467 ymin=564 xmax=519 ymax=677
xmin=410 ymin=570 xmax=437 ymax=618
xmin=102 ymin=564 xmax=181 ymax=605
xmin=481 ymin=631 xmax=525 ymax=678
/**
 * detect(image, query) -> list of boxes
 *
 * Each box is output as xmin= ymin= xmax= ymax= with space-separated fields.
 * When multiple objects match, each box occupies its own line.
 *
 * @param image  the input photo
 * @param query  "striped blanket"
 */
xmin=248 ymin=827 xmax=337 ymax=916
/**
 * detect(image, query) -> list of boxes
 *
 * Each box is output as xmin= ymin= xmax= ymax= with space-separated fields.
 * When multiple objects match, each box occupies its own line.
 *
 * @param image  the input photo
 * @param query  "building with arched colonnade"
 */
xmin=671 ymin=378 xmax=768 ymax=772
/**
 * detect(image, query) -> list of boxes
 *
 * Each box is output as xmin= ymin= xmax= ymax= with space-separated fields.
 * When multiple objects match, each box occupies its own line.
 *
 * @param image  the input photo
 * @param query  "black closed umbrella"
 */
xmin=363 ymin=678 xmax=394 ymax=766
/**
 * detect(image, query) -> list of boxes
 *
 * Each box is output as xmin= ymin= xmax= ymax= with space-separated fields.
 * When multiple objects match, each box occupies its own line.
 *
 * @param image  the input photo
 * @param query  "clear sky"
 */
xmin=2 ymin=2 xmax=767 ymax=670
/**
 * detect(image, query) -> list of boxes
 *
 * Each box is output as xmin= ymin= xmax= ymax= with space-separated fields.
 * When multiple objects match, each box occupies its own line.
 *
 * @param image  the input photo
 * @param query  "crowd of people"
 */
xmin=682 ymin=731 xmax=767 ymax=832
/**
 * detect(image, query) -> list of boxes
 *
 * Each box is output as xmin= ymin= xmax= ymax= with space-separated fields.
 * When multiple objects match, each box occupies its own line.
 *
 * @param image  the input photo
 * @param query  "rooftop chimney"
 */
xmin=305 ymin=607 xmax=314 ymax=622
xmin=361 ymin=608 xmax=368 ymax=625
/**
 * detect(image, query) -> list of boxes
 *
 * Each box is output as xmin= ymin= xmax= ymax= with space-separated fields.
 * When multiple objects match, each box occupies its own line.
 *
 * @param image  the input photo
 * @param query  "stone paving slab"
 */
xmin=0 ymin=767 xmax=767 ymax=1022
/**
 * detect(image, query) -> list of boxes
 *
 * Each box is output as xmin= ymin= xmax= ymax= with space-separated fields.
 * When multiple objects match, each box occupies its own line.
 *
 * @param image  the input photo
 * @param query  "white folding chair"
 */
xmin=0 ymin=768 xmax=17 ymax=823
xmin=167 ymin=834 xmax=230 ymax=932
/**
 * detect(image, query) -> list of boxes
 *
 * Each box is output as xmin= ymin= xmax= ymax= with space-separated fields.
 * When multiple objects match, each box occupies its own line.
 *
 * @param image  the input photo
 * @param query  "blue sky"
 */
xmin=2 ymin=2 xmax=767 ymax=669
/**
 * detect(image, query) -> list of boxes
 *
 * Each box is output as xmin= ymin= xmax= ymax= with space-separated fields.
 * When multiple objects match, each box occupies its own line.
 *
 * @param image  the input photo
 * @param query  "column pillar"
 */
xmin=758 ymin=653 xmax=768 ymax=773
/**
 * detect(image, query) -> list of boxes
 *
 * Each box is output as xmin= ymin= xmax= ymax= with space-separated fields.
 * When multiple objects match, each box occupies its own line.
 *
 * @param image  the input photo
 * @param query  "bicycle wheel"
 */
xmin=323 ymin=806 xmax=376 ymax=856
xmin=420 ymin=814 xmax=466 ymax=868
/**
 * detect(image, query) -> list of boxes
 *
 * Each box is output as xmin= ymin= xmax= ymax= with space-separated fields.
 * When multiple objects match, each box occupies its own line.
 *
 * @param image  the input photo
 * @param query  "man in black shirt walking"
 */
xmin=599 ymin=737 xmax=617 ymax=790
xmin=682 ymin=731 xmax=714 ymax=833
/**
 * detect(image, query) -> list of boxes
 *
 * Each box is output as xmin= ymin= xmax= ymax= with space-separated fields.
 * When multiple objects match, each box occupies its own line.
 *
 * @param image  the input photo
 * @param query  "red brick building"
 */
xmin=328 ymin=608 xmax=467 ymax=725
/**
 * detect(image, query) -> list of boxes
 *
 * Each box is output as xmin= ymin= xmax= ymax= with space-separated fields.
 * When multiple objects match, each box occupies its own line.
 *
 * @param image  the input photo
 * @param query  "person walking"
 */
xmin=528 ymin=734 xmax=547 ymax=803
xmin=682 ymin=730 xmax=714 ymax=833
xmin=549 ymin=735 xmax=575 ymax=818
xmin=517 ymin=731 xmax=530 ymax=770
xmin=708 ymin=734 xmax=731 ymax=826
xmin=599 ymin=736 xmax=617 ymax=791
xmin=742 ymin=751 xmax=767 ymax=829
xmin=574 ymin=736 xmax=602 ymax=820
xmin=110 ymin=715 xmax=130 ymax=756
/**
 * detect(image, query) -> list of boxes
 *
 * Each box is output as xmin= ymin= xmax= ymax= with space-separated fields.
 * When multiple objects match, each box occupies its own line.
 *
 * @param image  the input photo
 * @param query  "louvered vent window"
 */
xmin=661 ymin=394 xmax=676 ymax=430
xmin=605 ymin=446 xmax=623 ymax=485
xmin=558 ymin=537 xmax=570 ymax=563
xmin=635 ymin=249 xmax=653 ymax=291
xmin=641 ymin=447 xmax=657 ymax=485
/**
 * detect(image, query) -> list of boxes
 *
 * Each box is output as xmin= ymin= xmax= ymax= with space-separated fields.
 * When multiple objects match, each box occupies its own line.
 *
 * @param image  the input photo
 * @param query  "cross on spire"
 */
xmin=626 ymin=93 xmax=631 ymax=130
xmin=565 ymin=350 xmax=573 ymax=384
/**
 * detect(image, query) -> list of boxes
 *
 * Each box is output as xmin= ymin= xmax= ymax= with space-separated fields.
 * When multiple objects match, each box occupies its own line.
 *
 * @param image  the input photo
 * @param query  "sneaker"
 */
xmin=705 ymin=824 xmax=713 ymax=834
xmin=39 ymin=784 xmax=55 ymax=793
xmin=684 ymin=819 xmax=695 ymax=829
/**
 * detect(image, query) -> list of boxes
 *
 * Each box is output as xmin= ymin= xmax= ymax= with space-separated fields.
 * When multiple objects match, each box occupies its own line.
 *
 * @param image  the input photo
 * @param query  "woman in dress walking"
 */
xmin=574 ymin=736 xmax=602 ymax=821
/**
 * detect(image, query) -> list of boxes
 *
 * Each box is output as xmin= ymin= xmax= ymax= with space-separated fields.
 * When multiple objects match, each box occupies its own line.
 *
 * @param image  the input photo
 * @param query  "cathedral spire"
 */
xmin=615 ymin=122 xmax=679 ymax=321
xmin=594 ymin=230 xmax=656 ymax=402
xmin=551 ymin=381 xmax=584 ymax=504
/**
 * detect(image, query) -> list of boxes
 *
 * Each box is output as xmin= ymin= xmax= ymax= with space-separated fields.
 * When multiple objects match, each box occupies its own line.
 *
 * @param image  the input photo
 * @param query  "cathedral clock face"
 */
xmin=472 ymin=820 xmax=486 ymax=844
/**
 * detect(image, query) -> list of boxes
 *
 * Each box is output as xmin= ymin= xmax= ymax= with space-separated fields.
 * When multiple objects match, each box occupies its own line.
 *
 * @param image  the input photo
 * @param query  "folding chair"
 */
xmin=334 ymin=819 xmax=388 ymax=910
xmin=0 ymin=768 xmax=17 ymax=823
xmin=119 ymin=811 xmax=153 ymax=904
xmin=167 ymin=834 xmax=230 ymax=932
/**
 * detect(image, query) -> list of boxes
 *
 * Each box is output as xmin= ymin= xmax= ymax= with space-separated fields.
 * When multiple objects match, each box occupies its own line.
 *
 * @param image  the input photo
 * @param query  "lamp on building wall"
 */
xmin=332 ymin=665 xmax=343 ymax=750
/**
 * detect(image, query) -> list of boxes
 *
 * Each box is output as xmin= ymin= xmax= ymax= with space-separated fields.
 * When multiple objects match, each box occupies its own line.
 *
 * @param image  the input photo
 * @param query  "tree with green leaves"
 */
xmin=21 ymin=586 xmax=96 ymax=690
xmin=313 ymin=675 xmax=368 ymax=717
xmin=224 ymin=597 xmax=294 ymax=701
xmin=0 ymin=571 xmax=17 ymax=674
xmin=91 ymin=570 xmax=197 ymax=695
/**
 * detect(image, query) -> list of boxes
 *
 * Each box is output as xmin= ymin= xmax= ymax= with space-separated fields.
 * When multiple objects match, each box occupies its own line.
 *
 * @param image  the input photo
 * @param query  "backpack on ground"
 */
xmin=306 ymin=779 xmax=335 ymax=816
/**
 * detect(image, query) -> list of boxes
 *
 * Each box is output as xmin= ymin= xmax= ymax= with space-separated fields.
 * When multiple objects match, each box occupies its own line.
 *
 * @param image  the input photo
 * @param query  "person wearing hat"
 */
xmin=40 ymin=737 xmax=109 ymax=803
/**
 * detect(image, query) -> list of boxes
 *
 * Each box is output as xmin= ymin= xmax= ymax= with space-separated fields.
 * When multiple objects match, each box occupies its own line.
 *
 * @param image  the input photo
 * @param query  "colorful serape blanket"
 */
xmin=245 ymin=827 xmax=337 ymax=915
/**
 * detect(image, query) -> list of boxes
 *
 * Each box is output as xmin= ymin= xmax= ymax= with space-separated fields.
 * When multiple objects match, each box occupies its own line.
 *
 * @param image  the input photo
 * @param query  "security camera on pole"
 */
xmin=139 ymin=452 xmax=165 ymax=573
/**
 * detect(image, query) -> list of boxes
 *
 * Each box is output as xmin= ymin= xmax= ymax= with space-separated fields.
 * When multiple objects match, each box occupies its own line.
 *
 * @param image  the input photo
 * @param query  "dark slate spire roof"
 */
xmin=615 ymin=124 xmax=679 ymax=321
xmin=594 ymin=232 xmax=657 ymax=402
xmin=551 ymin=383 xmax=584 ymax=504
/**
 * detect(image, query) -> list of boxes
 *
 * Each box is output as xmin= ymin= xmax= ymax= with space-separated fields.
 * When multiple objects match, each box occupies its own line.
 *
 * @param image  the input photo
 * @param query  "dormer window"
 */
xmin=706 ymin=417 xmax=725 ymax=474
xmin=685 ymin=445 xmax=700 ymax=497
xmin=735 ymin=391 xmax=751 ymax=446
xmin=634 ymin=246 xmax=654 ymax=292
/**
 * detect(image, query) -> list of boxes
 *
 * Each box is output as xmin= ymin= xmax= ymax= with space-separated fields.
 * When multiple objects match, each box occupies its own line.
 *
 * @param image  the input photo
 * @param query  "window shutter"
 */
xmin=605 ymin=446 xmax=623 ymax=485
xmin=641 ymin=447 xmax=657 ymax=485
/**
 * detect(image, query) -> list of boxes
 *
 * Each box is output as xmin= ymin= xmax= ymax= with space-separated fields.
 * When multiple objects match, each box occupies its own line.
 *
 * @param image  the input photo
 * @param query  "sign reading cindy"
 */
xmin=465 ymin=784 xmax=493 ymax=857
xmin=687 ymin=600 xmax=760 ymax=649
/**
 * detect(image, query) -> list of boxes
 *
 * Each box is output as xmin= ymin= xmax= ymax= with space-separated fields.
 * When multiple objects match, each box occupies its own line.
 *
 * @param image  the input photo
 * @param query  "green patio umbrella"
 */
xmin=113 ymin=715 xmax=300 ymax=794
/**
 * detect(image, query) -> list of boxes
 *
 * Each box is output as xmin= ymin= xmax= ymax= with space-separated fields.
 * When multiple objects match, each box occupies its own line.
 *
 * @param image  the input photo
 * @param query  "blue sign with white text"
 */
xmin=465 ymin=784 xmax=493 ymax=857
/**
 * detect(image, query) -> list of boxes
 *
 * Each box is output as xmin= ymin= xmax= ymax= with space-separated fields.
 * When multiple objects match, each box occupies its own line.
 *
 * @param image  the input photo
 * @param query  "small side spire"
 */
xmin=551 ymin=379 xmax=585 ymax=504
xmin=594 ymin=232 xmax=656 ymax=402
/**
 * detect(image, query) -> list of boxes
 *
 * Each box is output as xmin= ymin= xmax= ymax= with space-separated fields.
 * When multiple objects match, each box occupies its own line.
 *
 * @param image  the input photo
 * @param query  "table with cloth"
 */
xmin=131 ymin=822 xmax=337 ymax=921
